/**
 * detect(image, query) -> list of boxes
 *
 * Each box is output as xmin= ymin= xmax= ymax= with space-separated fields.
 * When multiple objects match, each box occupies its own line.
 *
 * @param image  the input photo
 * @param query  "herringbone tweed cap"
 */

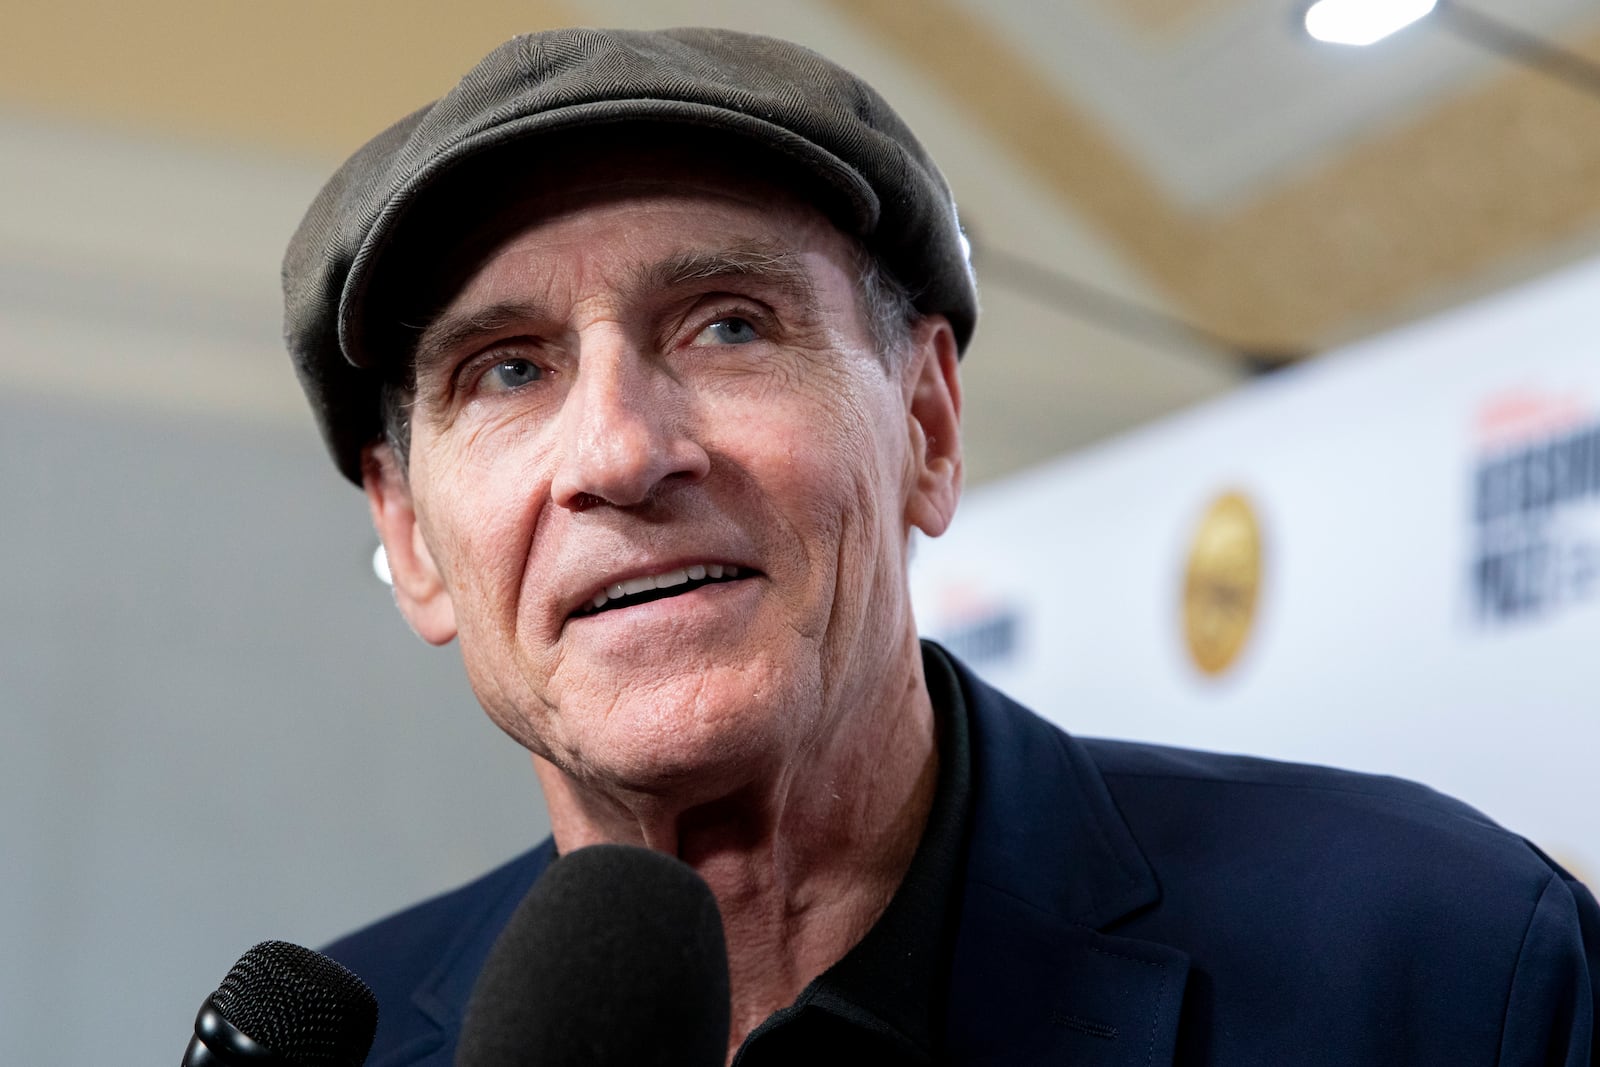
xmin=283 ymin=26 xmax=978 ymax=483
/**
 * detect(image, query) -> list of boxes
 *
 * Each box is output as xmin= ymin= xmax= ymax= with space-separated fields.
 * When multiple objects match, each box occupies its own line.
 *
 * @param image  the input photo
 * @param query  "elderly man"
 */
xmin=284 ymin=27 xmax=1597 ymax=1067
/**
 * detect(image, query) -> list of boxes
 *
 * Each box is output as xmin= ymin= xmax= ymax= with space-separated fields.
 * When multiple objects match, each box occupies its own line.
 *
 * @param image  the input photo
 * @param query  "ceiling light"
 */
xmin=1304 ymin=0 xmax=1438 ymax=46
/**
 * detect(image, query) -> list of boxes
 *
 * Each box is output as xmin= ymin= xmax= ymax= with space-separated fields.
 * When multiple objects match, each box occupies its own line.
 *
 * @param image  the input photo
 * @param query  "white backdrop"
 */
xmin=912 ymin=254 xmax=1600 ymax=879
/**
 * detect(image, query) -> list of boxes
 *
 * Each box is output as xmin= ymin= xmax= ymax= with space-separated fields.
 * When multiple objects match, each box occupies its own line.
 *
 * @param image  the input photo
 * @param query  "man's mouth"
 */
xmin=571 ymin=564 xmax=749 ymax=619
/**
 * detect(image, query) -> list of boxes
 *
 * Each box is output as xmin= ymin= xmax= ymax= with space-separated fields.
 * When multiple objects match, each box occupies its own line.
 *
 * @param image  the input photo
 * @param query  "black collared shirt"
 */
xmin=733 ymin=642 xmax=973 ymax=1066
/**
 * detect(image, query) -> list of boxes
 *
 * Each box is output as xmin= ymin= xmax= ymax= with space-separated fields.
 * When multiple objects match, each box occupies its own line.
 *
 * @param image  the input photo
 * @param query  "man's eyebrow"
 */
xmin=635 ymin=243 xmax=819 ymax=306
xmin=408 ymin=244 xmax=820 ymax=383
xmin=411 ymin=302 xmax=548 ymax=386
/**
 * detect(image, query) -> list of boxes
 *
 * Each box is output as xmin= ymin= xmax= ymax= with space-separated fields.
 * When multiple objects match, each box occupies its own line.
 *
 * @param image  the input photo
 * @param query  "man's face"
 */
xmin=367 ymin=157 xmax=961 ymax=800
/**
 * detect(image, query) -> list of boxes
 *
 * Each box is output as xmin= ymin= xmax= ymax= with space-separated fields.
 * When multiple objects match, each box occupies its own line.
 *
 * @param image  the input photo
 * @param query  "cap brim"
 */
xmin=336 ymin=100 xmax=883 ymax=372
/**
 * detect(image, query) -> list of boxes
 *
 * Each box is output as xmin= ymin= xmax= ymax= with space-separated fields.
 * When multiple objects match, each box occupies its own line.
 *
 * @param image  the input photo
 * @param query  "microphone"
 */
xmin=181 ymin=940 xmax=378 ymax=1066
xmin=456 ymin=844 xmax=731 ymax=1066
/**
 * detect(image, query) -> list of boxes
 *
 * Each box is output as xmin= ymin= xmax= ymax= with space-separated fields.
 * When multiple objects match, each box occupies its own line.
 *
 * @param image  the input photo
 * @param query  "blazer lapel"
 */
xmin=944 ymin=655 xmax=1190 ymax=1065
xmin=376 ymin=841 xmax=556 ymax=1067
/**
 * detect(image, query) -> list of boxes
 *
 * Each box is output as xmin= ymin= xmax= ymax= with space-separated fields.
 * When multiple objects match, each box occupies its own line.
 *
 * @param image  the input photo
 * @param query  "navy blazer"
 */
xmin=326 ymin=655 xmax=1599 ymax=1065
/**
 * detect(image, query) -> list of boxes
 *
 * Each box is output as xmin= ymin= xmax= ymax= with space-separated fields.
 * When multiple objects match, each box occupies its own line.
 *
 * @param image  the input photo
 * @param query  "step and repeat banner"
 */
xmin=912 ymin=256 xmax=1600 ymax=877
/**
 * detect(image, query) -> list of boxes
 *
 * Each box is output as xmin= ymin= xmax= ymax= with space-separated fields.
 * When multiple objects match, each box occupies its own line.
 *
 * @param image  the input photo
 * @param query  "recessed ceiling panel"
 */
xmin=1092 ymin=0 xmax=1253 ymax=36
xmin=955 ymin=0 xmax=1600 ymax=209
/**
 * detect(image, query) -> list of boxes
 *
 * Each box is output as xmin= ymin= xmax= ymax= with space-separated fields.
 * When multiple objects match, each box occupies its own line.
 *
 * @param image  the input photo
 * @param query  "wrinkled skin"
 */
xmin=363 ymin=151 xmax=964 ymax=1054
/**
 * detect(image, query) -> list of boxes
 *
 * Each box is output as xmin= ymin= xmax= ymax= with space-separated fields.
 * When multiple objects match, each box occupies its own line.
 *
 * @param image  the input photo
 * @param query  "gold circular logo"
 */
xmin=1182 ymin=491 xmax=1264 ymax=677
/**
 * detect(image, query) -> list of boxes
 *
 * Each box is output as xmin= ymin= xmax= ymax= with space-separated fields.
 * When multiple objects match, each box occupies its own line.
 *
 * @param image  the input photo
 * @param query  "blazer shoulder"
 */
xmin=1080 ymin=736 xmax=1494 ymax=824
xmin=323 ymin=841 xmax=550 ymax=981
xmin=1078 ymin=735 xmax=1560 ymax=908
xmin=320 ymin=840 xmax=553 ymax=1064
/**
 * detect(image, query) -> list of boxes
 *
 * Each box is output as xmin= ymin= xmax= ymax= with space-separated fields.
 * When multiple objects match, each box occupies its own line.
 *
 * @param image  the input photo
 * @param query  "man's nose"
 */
xmin=549 ymin=339 xmax=710 ymax=510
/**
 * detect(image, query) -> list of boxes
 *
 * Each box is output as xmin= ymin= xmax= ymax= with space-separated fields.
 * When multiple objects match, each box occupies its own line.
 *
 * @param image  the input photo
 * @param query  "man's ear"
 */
xmin=362 ymin=442 xmax=458 ymax=645
xmin=901 ymin=317 xmax=964 ymax=538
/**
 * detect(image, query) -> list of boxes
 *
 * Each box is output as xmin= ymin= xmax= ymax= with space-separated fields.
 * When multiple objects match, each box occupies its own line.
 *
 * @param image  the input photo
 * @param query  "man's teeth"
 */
xmin=588 ymin=565 xmax=740 ymax=610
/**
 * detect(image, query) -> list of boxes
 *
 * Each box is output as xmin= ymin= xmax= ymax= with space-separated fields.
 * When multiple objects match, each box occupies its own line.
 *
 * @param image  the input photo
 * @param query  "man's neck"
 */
xmin=532 ymin=640 xmax=941 ymax=1055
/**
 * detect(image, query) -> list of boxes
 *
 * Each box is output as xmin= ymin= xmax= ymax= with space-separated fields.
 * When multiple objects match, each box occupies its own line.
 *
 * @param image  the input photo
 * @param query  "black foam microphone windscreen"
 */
xmin=181 ymin=940 xmax=378 ymax=1066
xmin=455 ymin=844 xmax=731 ymax=1067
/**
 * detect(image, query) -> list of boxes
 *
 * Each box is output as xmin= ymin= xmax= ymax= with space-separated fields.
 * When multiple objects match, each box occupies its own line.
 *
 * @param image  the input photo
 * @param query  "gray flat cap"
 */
xmin=283 ymin=26 xmax=978 ymax=483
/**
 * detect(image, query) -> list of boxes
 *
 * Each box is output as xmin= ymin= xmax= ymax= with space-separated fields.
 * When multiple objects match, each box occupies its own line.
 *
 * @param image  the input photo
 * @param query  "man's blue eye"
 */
xmin=485 ymin=358 xmax=543 ymax=391
xmin=701 ymin=318 xmax=759 ymax=345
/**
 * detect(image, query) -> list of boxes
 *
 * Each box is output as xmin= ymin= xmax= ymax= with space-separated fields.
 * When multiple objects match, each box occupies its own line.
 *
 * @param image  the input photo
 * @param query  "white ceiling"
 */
xmin=971 ymin=0 xmax=1600 ymax=209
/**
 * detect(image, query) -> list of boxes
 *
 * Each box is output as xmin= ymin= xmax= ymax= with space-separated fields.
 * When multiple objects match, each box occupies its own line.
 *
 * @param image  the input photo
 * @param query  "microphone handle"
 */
xmin=181 ymin=997 xmax=293 ymax=1066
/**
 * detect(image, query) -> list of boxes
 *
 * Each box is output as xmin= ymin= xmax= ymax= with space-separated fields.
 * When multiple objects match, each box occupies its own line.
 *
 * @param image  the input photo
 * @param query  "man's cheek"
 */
xmin=431 ymin=515 xmax=521 ymax=620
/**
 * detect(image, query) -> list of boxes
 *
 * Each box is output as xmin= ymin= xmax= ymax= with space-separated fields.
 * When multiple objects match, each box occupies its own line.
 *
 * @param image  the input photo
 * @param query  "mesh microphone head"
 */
xmin=209 ymin=940 xmax=378 ymax=1067
xmin=457 ymin=844 xmax=731 ymax=1067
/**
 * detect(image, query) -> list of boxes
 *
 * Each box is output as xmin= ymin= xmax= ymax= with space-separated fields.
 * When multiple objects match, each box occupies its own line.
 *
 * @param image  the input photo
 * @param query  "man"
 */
xmin=283 ymin=27 xmax=1598 ymax=1066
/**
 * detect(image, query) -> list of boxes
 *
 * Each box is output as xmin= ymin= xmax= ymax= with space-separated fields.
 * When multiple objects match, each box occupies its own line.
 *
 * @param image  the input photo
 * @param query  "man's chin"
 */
xmin=548 ymin=703 xmax=795 ymax=800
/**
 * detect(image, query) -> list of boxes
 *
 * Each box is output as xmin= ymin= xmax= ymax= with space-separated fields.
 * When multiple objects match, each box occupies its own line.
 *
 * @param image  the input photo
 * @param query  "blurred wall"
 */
xmin=0 ymin=118 xmax=551 ymax=1064
xmin=913 ymin=254 xmax=1600 ymax=880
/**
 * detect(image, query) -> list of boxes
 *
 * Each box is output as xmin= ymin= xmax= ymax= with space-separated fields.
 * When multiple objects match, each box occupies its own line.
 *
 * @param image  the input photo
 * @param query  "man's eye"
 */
xmin=696 ymin=317 xmax=760 ymax=345
xmin=479 ymin=358 xmax=544 ymax=393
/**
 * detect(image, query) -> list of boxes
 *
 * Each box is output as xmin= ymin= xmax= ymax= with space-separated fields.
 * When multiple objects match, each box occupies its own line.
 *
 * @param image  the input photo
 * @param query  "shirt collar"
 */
xmin=736 ymin=640 xmax=973 ymax=1062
